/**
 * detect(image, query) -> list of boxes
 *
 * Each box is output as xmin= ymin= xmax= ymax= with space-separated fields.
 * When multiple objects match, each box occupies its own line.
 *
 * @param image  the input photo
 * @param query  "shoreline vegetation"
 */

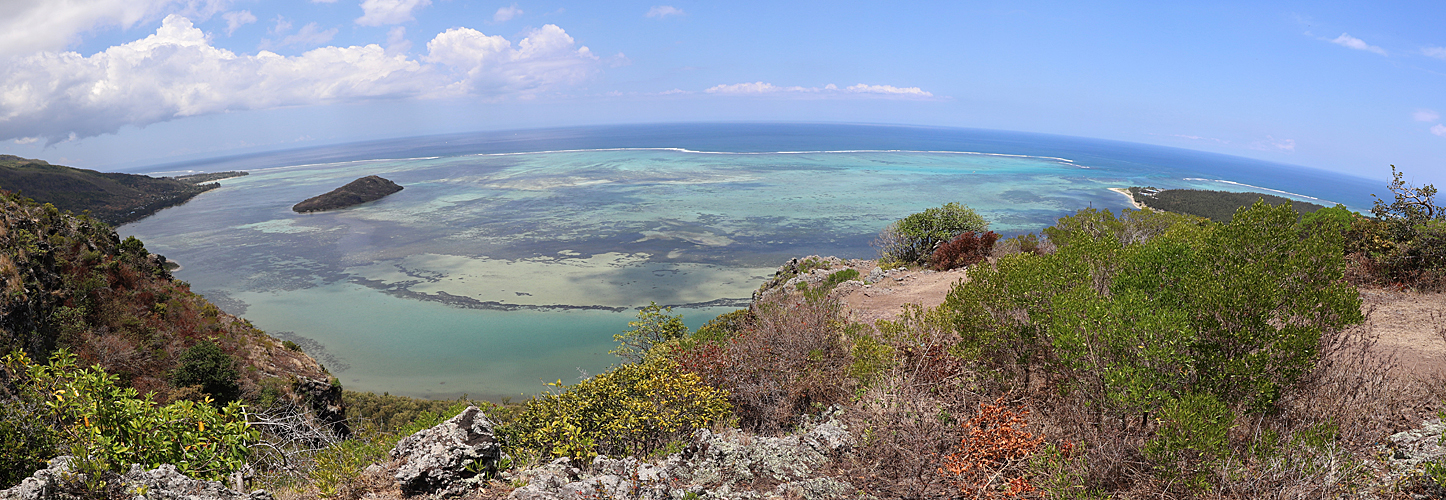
xmin=4 ymin=165 xmax=1446 ymax=499
xmin=1127 ymin=185 xmax=1326 ymax=222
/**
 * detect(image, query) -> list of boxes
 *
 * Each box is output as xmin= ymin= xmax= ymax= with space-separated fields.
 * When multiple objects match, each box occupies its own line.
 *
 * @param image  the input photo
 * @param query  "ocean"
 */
xmin=120 ymin=123 xmax=1383 ymax=399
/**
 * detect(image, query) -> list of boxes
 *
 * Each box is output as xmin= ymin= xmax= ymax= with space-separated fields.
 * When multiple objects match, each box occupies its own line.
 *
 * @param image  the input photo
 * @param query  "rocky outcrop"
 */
xmin=295 ymin=376 xmax=348 ymax=437
xmin=0 ymin=457 xmax=272 ymax=500
xmin=390 ymin=405 xmax=505 ymax=496
xmin=509 ymin=411 xmax=855 ymax=500
xmin=292 ymin=175 xmax=402 ymax=213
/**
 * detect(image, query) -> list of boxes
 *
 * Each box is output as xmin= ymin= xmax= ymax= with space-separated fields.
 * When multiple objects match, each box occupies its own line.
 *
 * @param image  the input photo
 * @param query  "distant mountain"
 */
xmin=293 ymin=175 xmax=403 ymax=213
xmin=0 ymin=155 xmax=225 ymax=226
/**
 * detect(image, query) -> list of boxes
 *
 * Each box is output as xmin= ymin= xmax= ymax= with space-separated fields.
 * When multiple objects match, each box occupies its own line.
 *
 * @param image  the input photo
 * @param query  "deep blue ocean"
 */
xmin=121 ymin=123 xmax=1385 ymax=399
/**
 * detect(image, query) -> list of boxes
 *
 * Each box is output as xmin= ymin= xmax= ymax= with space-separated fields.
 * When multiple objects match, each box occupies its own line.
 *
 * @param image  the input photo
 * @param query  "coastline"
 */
xmin=1109 ymin=187 xmax=1144 ymax=210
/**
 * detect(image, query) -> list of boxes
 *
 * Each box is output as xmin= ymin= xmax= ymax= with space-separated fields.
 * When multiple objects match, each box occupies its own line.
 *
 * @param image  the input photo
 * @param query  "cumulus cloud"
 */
xmin=356 ymin=0 xmax=431 ymax=26
xmin=0 ymin=15 xmax=600 ymax=144
xmin=424 ymin=24 xmax=596 ymax=95
xmin=1424 ymin=46 xmax=1446 ymax=60
xmin=221 ymin=10 xmax=256 ymax=35
xmin=1330 ymin=33 xmax=1387 ymax=56
xmin=646 ymin=6 xmax=684 ymax=18
xmin=705 ymin=81 xmax=933 ymax=98
xmin=1414 ymin=109 xmax=1440 ymax=122
xmin=493 ymin=4 xmax=522 ymax=23
xmin=1433 ymin=124 xmax=1446 ymax=137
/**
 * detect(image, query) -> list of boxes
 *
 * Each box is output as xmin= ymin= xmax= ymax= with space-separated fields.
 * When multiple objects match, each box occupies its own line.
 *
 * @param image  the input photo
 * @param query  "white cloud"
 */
xmin=221 ymin=10 xmax=256 ymax=36
xmin=646 ymin=6 xmax=684 ymax=18
xmin=493 ymin=4 xmax=522 ymax=23
xmin=1433 ymin=124 xmax=1446 ymax=137
xmin=1414 ymin=109 xmax=1440 ymax=122
xmin=705 ymin=81 xmax=934 ymax=98
xmin=386 ymin=26 xmax=411 ymax=54
xmin=356 ymin=0 xmax=432 ymax=26
xmin=264 ymin=22 xmax=339 ymax=50
xmin=271 ymin=15 xmax=293 ymax=35
xmin=424 ymin=24 xmax=597 ymax=94
xmin=1424 ymin=47 xmax=1446 ymax=60
xmin=1250 ymin=136 xmax=1296 ymax=152
xmin=844 ymin=83 xmax=933 ymax=96
xmin=0 ymin=0 xmax=187 ymax=56
xmin=13 ymin=137 xmax=40 ymax=145
xmin=0 ymin=15 xmax=600 ymax=144
xmin=1329 ymin=33 xmax=1387 ymax=56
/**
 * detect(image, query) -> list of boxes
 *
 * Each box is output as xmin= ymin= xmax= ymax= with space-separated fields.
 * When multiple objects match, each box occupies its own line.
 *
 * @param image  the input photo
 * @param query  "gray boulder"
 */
xmin=390 ymin=405 xmax=504 ymax=496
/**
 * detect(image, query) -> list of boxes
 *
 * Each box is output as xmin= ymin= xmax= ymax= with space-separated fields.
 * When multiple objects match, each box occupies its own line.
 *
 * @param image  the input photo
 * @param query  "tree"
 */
xmin=170 ymin=340 xmax=241 ymax=406
xmin=876 ymin=202 xmax=989 ymax=264
xmin=611 ymin=303 xmax=688 ymax=363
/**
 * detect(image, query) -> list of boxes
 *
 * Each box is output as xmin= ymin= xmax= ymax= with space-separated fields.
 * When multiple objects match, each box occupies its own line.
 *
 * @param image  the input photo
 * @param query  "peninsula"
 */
xmin=0 ymin=155 xmax=225 ymax=226
xmin=292 ymin=175 xmax=403 ymax=213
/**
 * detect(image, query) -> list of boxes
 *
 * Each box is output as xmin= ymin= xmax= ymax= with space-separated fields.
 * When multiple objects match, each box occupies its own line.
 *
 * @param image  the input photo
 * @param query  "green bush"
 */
xmin=170 ymin=340 xmax=241 ymax=406
xmin=0 ymin=350 xmax=256 ymax=485
xmin=1143 ymin=392 xmax=1234 ymax=490
xmin=876 ymin=202 xmax=989 ymax=264
xmin=501 ymin=358 xmax=730 ymax=462
xmin=943 ymin=201 xmax=1362 ymax=417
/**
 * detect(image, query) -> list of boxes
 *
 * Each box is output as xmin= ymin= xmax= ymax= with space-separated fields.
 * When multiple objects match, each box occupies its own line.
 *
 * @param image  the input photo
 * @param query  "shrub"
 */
xmin=611 ymin=303 xmax=688 ymax=363
xmin=943 ymin=202 xmax=1362 ymax=417
xmin=929 ymin=231 xmax=1000 ymax=271
xmin=0 ymin=350 xmax=256 ymax=485
xmin=993 ymin=233 xmax=1050 ymax=257
xmin=1142 ymin=392 xmax=1233 ymax=491
xmin=170 ymin=340 xmax=241 ymax=406
xmin=939 ymin=399 xmax=1059 ymax=499
xmin=688 ymin=295 xmax=854 ymax=432
xmin=502 ymin=358 xmax=730 ymax=462
xmin=876 ymin=202 xmax=989 ymax=264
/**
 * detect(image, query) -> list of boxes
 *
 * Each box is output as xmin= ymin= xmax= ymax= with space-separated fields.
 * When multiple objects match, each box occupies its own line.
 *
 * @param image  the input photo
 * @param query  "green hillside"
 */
xmin=0 ymin=155 xmax=221 ymax=225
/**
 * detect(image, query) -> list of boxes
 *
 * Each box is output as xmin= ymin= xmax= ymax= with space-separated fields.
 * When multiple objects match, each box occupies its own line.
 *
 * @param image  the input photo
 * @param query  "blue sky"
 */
xmin=0 ymin=1 xmax=1443 ymax=188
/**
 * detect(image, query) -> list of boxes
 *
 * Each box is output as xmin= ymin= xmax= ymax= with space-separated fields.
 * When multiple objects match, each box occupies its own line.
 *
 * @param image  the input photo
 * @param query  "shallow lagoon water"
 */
xmin=122 ymin=127 xmax=1371 ymax=399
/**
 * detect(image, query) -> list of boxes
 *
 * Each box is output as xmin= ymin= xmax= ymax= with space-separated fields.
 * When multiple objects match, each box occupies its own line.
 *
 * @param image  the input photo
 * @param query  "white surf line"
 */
xmin=461 ymin=147 xmax=1080 ymax=164
xmin=249 ymin=156 xmax=446 ymax=173
xmin=1182 ymin=178 xmax=1338 ymax=205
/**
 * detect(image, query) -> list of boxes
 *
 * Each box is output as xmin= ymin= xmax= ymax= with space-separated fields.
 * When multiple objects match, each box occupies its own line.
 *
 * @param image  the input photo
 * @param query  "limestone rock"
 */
xmin=390 ymin=405 xmax=504 ymax=496
xmin=0 ymin=457 xmax=272 ymax=500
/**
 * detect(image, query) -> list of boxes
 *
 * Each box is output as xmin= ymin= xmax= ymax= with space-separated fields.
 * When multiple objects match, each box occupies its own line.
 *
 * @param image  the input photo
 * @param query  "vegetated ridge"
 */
xmin=292 ymin=175 xmax=403 ymax=213
xmin=0 ymin=155 xmax=226 ymax=226
xmin=0 ymin=191 xmax=346 ymax=488
xmin=1128 ymin=186 xmax=1326 ymax=222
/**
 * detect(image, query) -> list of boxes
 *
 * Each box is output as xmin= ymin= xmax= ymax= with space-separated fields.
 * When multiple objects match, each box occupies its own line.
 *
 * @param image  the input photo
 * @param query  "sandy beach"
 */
xmin=1109 ymin=187 xmax=1144 ymax=209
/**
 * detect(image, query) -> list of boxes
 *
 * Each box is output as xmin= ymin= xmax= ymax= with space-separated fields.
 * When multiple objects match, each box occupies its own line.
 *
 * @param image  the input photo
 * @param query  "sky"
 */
xmin=0 ymin=1 xmax=1443 ymax=188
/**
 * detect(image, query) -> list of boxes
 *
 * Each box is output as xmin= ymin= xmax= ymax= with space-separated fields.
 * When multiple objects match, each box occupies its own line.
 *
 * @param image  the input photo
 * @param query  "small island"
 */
xmin=292 ymin=175 xmax=403 ymax=213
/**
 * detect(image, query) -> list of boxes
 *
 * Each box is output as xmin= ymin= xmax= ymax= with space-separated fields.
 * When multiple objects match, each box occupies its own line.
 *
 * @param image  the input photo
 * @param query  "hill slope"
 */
xmin=0 ymin=155 xmax=221 ymax=225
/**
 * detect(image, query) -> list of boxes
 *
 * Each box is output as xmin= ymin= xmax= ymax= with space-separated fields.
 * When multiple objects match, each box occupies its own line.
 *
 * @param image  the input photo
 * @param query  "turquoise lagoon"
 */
xmin=121 ymin=125 xmax=1376 ymax=399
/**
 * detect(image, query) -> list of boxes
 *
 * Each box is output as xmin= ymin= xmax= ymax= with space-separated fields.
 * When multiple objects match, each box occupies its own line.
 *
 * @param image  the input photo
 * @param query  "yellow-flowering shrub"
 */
xmin=0 ymin=350 xmax=256 ymax=486
xmin=502 ymin=358 xmax=730 ymax=462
